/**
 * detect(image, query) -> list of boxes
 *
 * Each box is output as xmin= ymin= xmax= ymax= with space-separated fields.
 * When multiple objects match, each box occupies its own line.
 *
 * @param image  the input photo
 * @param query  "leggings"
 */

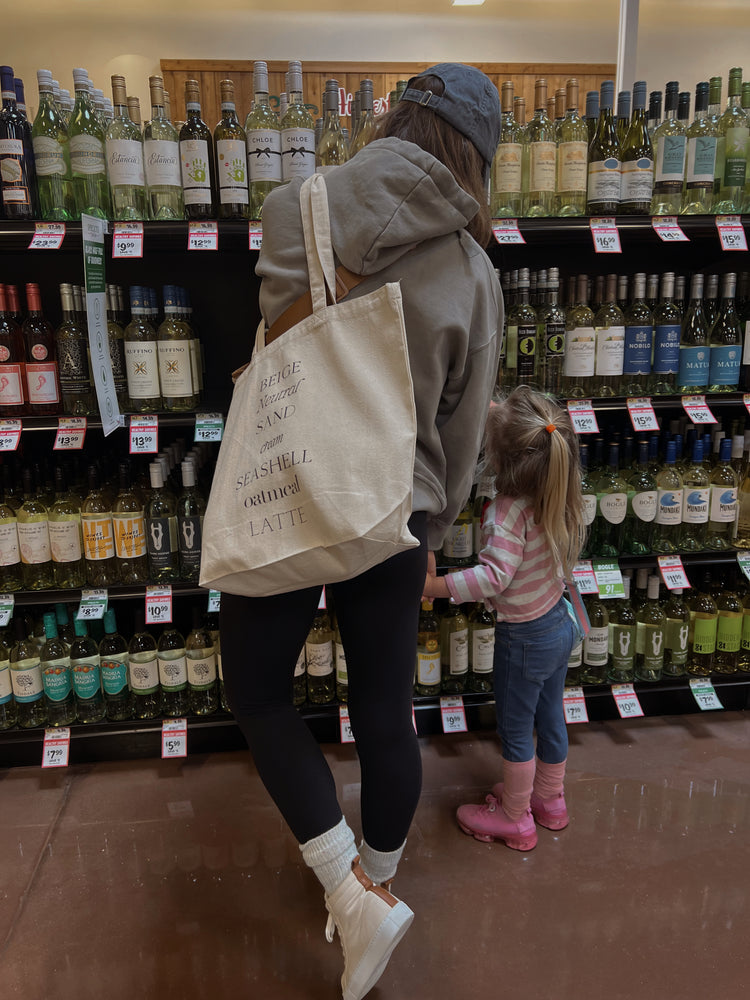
xmin=220 ymin=512 xmax=427 ymax=850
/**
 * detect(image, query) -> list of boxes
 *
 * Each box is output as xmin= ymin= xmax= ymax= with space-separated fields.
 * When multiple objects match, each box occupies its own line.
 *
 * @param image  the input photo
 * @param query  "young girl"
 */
xmin=423 ymin=385 xmax=585 ymax=852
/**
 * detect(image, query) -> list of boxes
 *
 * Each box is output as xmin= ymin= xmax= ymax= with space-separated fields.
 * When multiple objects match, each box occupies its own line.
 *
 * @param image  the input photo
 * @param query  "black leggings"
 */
xmin=220 ymin=512 xmax=427 ymax=850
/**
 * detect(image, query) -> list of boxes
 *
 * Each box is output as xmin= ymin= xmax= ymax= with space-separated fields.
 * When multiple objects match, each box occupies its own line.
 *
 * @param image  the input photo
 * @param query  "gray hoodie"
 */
xmin=256 ymin=136 xmax=503 ymax=550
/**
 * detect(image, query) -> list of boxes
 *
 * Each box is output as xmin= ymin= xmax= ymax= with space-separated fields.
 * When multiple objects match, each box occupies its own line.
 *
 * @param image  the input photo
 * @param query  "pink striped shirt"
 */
xmin=444 ymin=495 xmax=564 ymax=622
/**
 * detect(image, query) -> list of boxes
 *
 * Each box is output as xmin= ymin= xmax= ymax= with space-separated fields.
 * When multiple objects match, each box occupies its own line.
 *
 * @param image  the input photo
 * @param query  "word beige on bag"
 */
xmin=200 ymin=173 xmax=418 ymax=597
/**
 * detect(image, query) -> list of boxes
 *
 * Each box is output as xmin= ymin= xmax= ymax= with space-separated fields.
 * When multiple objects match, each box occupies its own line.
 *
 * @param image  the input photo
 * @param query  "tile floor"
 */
xmin=1 ymin=712 xmax=749 ymax=1000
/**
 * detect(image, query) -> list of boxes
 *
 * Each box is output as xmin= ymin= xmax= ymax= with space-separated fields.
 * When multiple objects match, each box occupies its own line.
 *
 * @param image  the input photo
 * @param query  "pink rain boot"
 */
xmin=457 ymin=759 xmax=537 ymax=852
xmin=493 ymin=759 xmax=569 ymax=831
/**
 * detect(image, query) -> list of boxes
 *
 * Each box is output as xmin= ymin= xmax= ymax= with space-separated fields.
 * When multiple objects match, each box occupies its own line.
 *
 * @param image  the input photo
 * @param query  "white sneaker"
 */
xmin=324 ymin=857 xmax=414 ymax=1000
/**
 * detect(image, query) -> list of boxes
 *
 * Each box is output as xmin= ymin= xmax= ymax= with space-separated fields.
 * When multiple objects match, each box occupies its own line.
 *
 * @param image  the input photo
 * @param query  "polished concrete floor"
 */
xmin=1 ymin=713 xmax=749 ymax=1000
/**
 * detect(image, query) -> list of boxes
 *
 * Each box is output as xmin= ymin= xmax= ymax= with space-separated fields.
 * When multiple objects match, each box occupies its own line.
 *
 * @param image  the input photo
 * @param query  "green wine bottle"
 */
xmin=17 ymin=467 xmax=54 ymax=590
xmin=123 ymin=286 xmax=162 ymax=412
xmin=31 ymin=69 xmax=75 ymax=220
xmin=49 ymin=466 xmax=85 ymax=589
xmin=349 ymin=79 xmax=376 ymax=158
xmin=56 ymin=283 xmax=96 ymax=416
xmin=10 ymin=616 xmax=46 ymax=728
xmin=40 ymin=611 xmax=76 ymax=727
xmin=650 ymin=272 xmax=682 ymax=395
xmin=537 ymin=267 xmax=566 ymax=395
xmin=143 ymin=75 xmax=184 ymax=220
xmin=563 ymin=274 xmax=596 ymax=399
xmin=586 ymin=80 xmax=621 ymax=215
xmin=714 ymin=68 xmax=749 ymax=215
xmin=415 ymin=599 xmax=441 ymax=697
xmin=706 ymin=438 xmax=738 ymax=550
xmin=128 ymin=609 xmax=161 ymax=719
xmin=156 ymin=286 xmax=197 ymax=413
xmin=157 ymin=625 xmax=190 ymax=716
xmin=0 ymin=634 xmax=16 ymax=730
xmin=555 ymin=78 xmax=588 ymax=217
xmin=623 ymin=439 xmax=657 ymax=555
xmin=112 ymin=461 xmax=148 ymax=584
xmin=620 ymin=272 xmax=653 ymax=397
xmin=491 ymin=82 xmax=524 ymax=219
xmin=620 ymin=81 xmax=654 ymax=214
xmin=306 ymin=608 xmax=335 ymax=704
xmin=214 ymin=78 xmax=250 ymax=219
xmin=293 ymin=644 xmax=307 ymax=707
xmin=440 ymin=601 xmax=469 ymax=695
xmin=316 ymin=79 xmax=349 ymax=173
xmin=68 ymin=68 xmax=111 ymax=220
xmin=687 ymin=577 xmax=717 ymax=677
xmin=105 ymin=285 xmax=130 ymax=412
xmin=607 ymin=576 xmax=636 ymax=683
xmin=714 ymin=586 xmax=742 ymax=674
xmin=662 ymin=587 xmax=690 ymax=677
xmin=69 ymin=618 xmax=105 ymax=723
xmin=186 ymin=606 xmax=218 ymax=715
xmin=591 ymin=443 xmax=628 ymax=557
xmin=146 ymin=461 xmax=180 ymax=583
xmin=650 ymin=82 xmax=687 ymax=215
xmin=280 ymin=61 xmax=315 ymax=182
xmin=580 ymin=593 xmax=609 ymax=685
xmin=245 ymin=61 xmax=281 ymax=219
xmin=100 ymin=608 xmax=132 ymax=720
xmin=468 ymin=602 xmax=495 ymax=693
xmin=635 ymin=575 xmax=666 ymax=682
xmin=708 ymin=272 xmax=742 ymax=392
xmin=679 ymin=438 xmax=710 ymax=551
xmin=681 ymin=82 xmax=717 ymax=215
xmin=676 ymin=273 xmax=709 ymax=394
xmin=0 ymin=487 xmax=22 ymax=592
xmin=593 ymin=273 xmax=625 ymax=397
xmin=525 ymin=79 xmax=557 ymax=217
xmin=441 ymin=496 xmax=474 ymax=567
xmin=106 ymin=74 xmax=148 ymax=221
xmin=81 ymin=464 xmax=119 ymax=587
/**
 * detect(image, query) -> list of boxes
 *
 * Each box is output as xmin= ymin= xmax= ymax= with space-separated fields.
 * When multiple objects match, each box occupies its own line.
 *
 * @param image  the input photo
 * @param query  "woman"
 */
xmin=219 ymin=63 xmax=503 ymax=1000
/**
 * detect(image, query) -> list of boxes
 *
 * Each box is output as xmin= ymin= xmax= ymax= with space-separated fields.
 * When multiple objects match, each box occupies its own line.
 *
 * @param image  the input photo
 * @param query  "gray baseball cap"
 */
xmin=400 ymin=63 xmax=502 ymax=171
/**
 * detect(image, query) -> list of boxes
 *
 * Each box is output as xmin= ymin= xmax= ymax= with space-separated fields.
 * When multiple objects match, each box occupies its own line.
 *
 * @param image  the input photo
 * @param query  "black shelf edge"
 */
xmin=9 ymin=405 xmax=229 ymax=434
xmin=488 ymin=214 xmax=750 ymax=249
xmin=11 ymin=582 xmax=210 ymax=606
xmin=0 ymin=221 xmax=256 ymax=255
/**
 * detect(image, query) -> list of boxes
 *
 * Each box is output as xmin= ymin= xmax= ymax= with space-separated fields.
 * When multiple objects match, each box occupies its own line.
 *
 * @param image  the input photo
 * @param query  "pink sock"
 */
xmin=533 ymin=759 xmax=566 ymax=800
xmin=501 ymin=758 xmax=536 ymax=821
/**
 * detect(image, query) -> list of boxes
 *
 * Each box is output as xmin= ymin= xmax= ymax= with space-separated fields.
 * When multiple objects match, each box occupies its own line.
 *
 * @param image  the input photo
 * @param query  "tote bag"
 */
xmin=200 ymin=173 xmax=419 ymax=597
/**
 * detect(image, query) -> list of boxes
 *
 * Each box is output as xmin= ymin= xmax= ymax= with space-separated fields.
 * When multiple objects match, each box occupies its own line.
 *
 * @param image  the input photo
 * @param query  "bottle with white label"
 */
xmin=491 ymin=82 xmax=524 ymax=218
xmin=555 ymin=78 xmax=588 ymax=217
xmin=105 ymin=74 xmax=147 ymax=221
xmin=681 ymin=82 xmax=717 ymax=215
xmin=81 ymin=464 xmax=119 ymax=587
xmin=146 ymin=461 xmax=180 ymax=583
xmin=112 ymin=461 xmax=148 ymax=583
xmin=593 ymin=273 xmax=625 ymax=397
xmin=468 ymin=603 xmax=495 ymax=693
xmin=40 ymin=611 xmax=76 ymax=727
xmin=143 ymin=75 xmax=184 ymax=220
xmin=214 ymin=78 xmax=250 ymax=219
xmin=128 ymin=608 xmax=161 ymax=719
xmin=0 ymin=283 xmax=27 ymax=418
xmin=415 ymin=599 xmax=441 ymax=697
xmin=563 ymin=273 xmax=596 ymax=399
xmin=123 ymin=285 xmax=161 ymax=412
xmin=17 ymin=467 xmax=53 ymax=590
xmin=156 ymin=285 xmax=197 ymax=412
xmin=708 ymin=272 xmax=742 ymax=392
xmin=440 ymin=602 xmax=469 ymax=695
xmin=587 ymin=80 xmax=621 ymax=215
xmin=22 ymin=282 xmax=61 ymax=417
xmin=10 ymin=616 xmax=46 ymax=728
xmin=579 ymin=443 xmax=596 ymax=558
xmin=713 ymin=67 xmax=750 ymax=215
xmin=650 ymin=82 xmax=687 ymax=216
xmin=661 ymin=586 xmax=690 ymax=677
xmin=316 ymin=78 xmax=349 ymax=174
xmin=620 ymin=80 xmax=654 ymax=215
xmin=179 ymin=79 xmax=216 ymax=220
xmin=635 ymin=575 xmax=666 ymax=682
xmin=620 ymin=273 xmax=653 ymax=397
xmin=69 ymin=618 xmax=105 ymax=723
xmin=524 ymin=78 xmax=556 ymax=217
xmin=652 ymin=441 xmax=683 ymax=554
xmin=246 ymin=61 xmax=282 ymax=219
xmin=186 ymin=606 xmax=218 ymax=715
xmin=650 ymin=272 xmax=682 ymax=396
xmin=623 ymin=440 xmax=657 ymax=555
xmin=157 ymin=625 xmax=189 ymax=716
xmin=676 ymin=273 xmax=710 ymax=394
xmin=441 ymin=496 xmax=473 ymax=567
xmin=706 ymin=437 xmax=738 ymax=550
xmin=0 ymin=635 xmax=15 ymax=730
xmin=679 ymin=438 xmax=710 ymax=551
xmin=580 ymin=593 xmax=609 ymax=685
xmin=31 ymin=68 xmax=74 ymax=221
xmin=280 ymin=61 xmax=315 ymax=183
xmin=591 ymin=444 xmax=628 ymax=557
xmin=100 ymin=608 xmax=132 ymax=720
xmin=49 ymin=466 xmax=85 ymax=589
xmin=68 ymin=68 xmax=110 ymax=220
xmin=0 ymin=486 xmax=22 ymax=592
xmin=607 ymin=577 xmax=636 ymax=683
xmin=306 ymin=608 xmax=335 ymax=704
xmin=0 ymin=64 xmax=38 ymax=219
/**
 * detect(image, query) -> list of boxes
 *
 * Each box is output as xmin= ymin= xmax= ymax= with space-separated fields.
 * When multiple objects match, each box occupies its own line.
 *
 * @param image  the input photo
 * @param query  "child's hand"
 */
xmin=423 ymin=552 xmax=450 ymax=600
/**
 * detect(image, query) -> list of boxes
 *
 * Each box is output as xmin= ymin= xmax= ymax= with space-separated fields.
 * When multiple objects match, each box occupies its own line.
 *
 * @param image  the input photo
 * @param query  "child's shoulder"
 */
xmin=486 ymin=494 xmax=534 ymax=526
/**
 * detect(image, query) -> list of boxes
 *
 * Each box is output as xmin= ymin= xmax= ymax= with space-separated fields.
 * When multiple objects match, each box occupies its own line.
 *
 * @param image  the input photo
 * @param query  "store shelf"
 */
xmin=9 ymin=406 xmax=228 ymax=435
xmin=0 ymin=220 xmax=256 ymax=255
xmin=10 ymin=581 xmax=209 ymax=607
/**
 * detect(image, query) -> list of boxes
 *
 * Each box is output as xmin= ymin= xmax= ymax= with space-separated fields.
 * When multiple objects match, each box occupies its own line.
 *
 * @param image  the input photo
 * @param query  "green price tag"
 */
xmin=0 ymin=593 xmax=14 ymax=627
xmin=737 ymin=550 xmax=750 ymax=584
xmin=592 ymin=559 xmax=625 ymax=599
xmin=195 ymin=413 xmax=224 ymax=443
xmin=208 ymin=590 xmax=221 ymax=613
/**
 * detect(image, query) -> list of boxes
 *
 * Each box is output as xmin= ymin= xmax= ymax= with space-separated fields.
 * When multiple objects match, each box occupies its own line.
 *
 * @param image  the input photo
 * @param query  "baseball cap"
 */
xmin=399 ymin=63 xmax=502 ymax=171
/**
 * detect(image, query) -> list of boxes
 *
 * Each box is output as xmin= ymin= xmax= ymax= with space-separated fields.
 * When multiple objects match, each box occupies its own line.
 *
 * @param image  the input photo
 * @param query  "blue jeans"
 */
xmin=493 ymin=596 xmax=576 ymax=764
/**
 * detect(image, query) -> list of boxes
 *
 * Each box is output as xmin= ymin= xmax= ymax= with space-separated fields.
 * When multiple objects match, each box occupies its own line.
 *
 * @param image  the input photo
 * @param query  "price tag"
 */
xmin=737 ymin=550 xmax=750 ymax=584
xmin=440 ymin=695 xmax=468 ymax=734
xmin=593 ymin=559 xmax=625 ymax=599
xmin=589 ymin=217 xmax=622 ymax=254
xmin=572 ymin=560 xmax=599 ymax=595
xmin=567 ymin=400 xmax=599 ymax=435
xmin=112 ymin=222 xmax=144 ymax=259
xmin=681 ymin=395 xmax=716 ymax=425
xmin=146 ymin=586 xmax=173 ymax=624
xmin=208 ymin=590 xmax=221 ymax=613
xmin=249 ymin=225 xmax=263 ymax=251
xmin=715 ymin=215 xmax=748 ymax=252
xmin=42 ymin=728 xmax=71 ymax=768
xmin=689 ymin=678 xmax=723 ymax=712
xmin=492 ymin=219 xmax=526 ymax=245
xmin=194 ymin=412 xmax=224 ymax=443
xmin=742 ymin=394 xmax=750 ymax=418
xmin=563 ymin=686 xmax=589 ymax=724
xmin=76 ymin=589 xmax=108 ymax=621
xmin=0 ymin=593 xmax=14 ymax=627
xmin=611 ymin=683 xmax=644 ymax=719
xmin=651 ymin=216 xmax=689 ymax=243
xmin=657 ymin=555 xmax=691 ymax=591
xmin=626 ymin=397 xmax=659 ymax=433
xmin=188 ymin=221 xmax=218 ymax=251
xmin=129 ymin=414 xmax=158 ymax=454
xmin=28 ymin=222 xmax=65 ymax=250
xmin=53 ymin=416 xmax=87 ymax=450
xmin=161 ymin=718 xmax=188 ymax=758
xmin=339 ymin=705 xmax=355 ymax=744
xmin=0 ymin=419 xmax=22 ymax=451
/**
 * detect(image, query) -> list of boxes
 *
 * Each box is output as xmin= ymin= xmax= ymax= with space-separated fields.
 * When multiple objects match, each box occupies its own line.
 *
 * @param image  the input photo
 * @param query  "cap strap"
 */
xmin=401 ymin=87 xmax=441 ymax=111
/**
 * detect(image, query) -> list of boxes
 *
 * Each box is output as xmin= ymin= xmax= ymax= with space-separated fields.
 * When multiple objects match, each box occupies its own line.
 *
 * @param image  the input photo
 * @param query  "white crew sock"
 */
xmin=299 ymin=816 xmax=358 ymax=895
xmin=358 ymin=839 xmax=406 ymax=885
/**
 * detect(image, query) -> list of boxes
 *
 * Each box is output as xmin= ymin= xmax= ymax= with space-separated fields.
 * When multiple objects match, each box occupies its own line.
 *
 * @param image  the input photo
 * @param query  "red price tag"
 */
xmin=146 ymin=586 xmax=173 ymax=624
xmin=188 ymin=221 xmax=218 ymax=251
xmin=129 ymin=414 xmax=158 ymax=454
xmin=440 ymin=695 xmax=467 ymax=733
xmin=590 ymin=217 xmax=622 ymax=253
xmin=161 ymin=718 xmax=188 ymax=758
xmin=249 ymin=225 xmax=263 ymax=251
xmin=681 ymin=395 xmax=716 ymax=425
xmin=651 ymin=216 xmax=689 ymax=243
xmin=567 ymin=400 xmax=599 ymax=435
xmin=28 ymin=223 xmax=65 ymax=250
xmin=611 ymin=684 xmax=644 ymax=719
xmin=112 ymin=222 xmax=144 ymax=258
xmin=626 ymin=397 xmax=659 ymax=432
xmin=0 ymin=419 xmax=21 ymax=451
xmin=54 ymin=416 xmax=86 ymax=450
xmin=657 ymin=555 xmax=691 ymax=591
xmin=42 ymin=728 xmax=71 ymax=768
xmin=715 ymin=215 xmax=748 ymax=252
xmin=492 ymin=220 xmax=526 ymax=245
xmin=563 ymin=686 xmax=589 ymax=724
xmin=572 ymin=561 xmax=599 ymax=595
xmin=743 ymin=394 xmax=750 ymax=418
xmin=339 ymin=705 xmax=355 ymax=744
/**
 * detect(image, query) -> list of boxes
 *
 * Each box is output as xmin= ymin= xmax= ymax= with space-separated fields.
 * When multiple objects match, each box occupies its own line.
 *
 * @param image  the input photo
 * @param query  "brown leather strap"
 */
xmin=265 ymin=264 xmax=364 ymax=345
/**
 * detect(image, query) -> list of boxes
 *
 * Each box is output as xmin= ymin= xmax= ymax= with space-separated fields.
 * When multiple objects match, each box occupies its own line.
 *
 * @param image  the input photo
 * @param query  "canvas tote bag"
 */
xmin=200 ymin=173 xmax=419 ymax=597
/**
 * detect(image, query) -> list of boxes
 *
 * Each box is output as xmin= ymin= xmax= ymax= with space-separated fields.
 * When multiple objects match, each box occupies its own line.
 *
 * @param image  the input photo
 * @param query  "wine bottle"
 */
xmin=186 ymin=606 xmax=218 ymax=715
xmin=0 ymin=282 xmax=27 ymax=416
xmin=525 ymin=79 xmax=557 ymax=217
xmin=704 ymin=273 xmax=720 ymax=328
xmin=441 ymin=495 xmax=473 ymax=567
xmin=706 ymin=437 xmax=738 ymax=550
xmin=69 ymin=617 xmax=105 ymax=723
xmin=99 ymin=607 xmax=132 ymax=721
xmin=40 ymin=611 xmax=76 ymax=727
xmin=280 ymin=61 xmax=315 ymax=182
xmin=81 ymin=464 xmax=119 ymax=587
xmin=714 ymin=585 xmax=742 ymax=674
xmin=415 ymin=599 xmax=441 ymax=696
xmin=56 ymin=283 xmax=96 ymax=415
xmin=106 ymin=74 xmax=147 ymax=221
xmin=349 ymin=79 xmax=376 ymax=157
xmin=128 ymin=608 xmax=161 ymax=719
xmin=650 ymin=272 xmax=682 ymax=395
xmin=143 ymin=76 xmax=184 ymax=220
xmin=623 ymin=439 xmax=657 ymax=555
xmin=112 ymin=461 xmax=148 ymax=583
xmin=591 ymin=443 xmax=628 ymax=557
xmin=563 ymin=274 xmax=596 ymax=398
xmin=580 ymin=593 xmax=609 ymax=685
xmin=146 ymin=461 xmax=180 ymax=583
xmin=586 ymin=80 xmax=621 ymax=216
xmin=306 ymin=608 xmax=335 ymax=704
xmin=607 ymin=576 xmax=636 ymax=683
xmin=0 ymin=634 xmax=15 ymax=730
xmin=687 ymin=577 xmax=717 ymax=677
xmin=316 ymin=78 xmax=349 ymax=174
xmin=157 ymin=286 xmax=197 ymax=412
xmin=504 ymin=267 xmax=538 ymax=389
xmin=714 ymin=67 xmax=749 ymax=215
xmin=468 ymin=602 xmax=495 ymax=693
xmin=579 ymin=443 xmax=596 ymax=558
xmin=536 ymin=267 xmax=565 ymax=395
xmin=616 ymin=89 xmax=631 ymax=147
xmin=17 ymin=467 xmax=53 ymax=590
xmin=123 ymin=285 xmax=161 ymax=412
xmin=0 ymin=65 xmax=37 ymax=218
xmin=23 ymin=283 xmax=61 ymax=417
xmin=676 ymin=273 xmax=709 ymax=394
xmin=177 ymin=459 xmax=205 ymax=583
xmin=246 ymin=61 xmax=282 ymax=220
xmin=650 ymin=82 xmax=687 ymax=216
xmin=680 ymin=82 xmax=717 ymax=215
xmin=32 ymin=68 xmax=74 ymax=221
xmin=593 ymin=273 xmax=625 ymax=397
xmin=647 ymin=90 xmax=663 ymax=134
xmin=127 ymin=96 xmax=141 ymax=128
xmin=555 ymin=78 xmax=588 ymax=217
xmin=620 ymin=81 xmax=654 ymax=215
xmin=585 ymin=89 xmax=599 ymax=144
xmin=0 ymin=476 xmax=22 ymax=592
xmin=214 ymin=79 xmax=250 ymax=219
xmin=10 ymin=616 xmax=46 ymax=728
xmin=105 ymin=285 xmax=130 ymax=411
xmin=620 ymin=272 xmax=653 ymax=396
xmin=179 ymin=79 xmax=217 ymax=220
xmin=68 ymin=68 xmax=110 ymax=220
xmin=48 ymin=466 xmax=85 ymax=589
xmin=661 ymin=587 xmax=690 ymax=677
xmin=491 ymin=82 xmax=524 ymax=219
xmin=440 ymin=602 xmax=469 ymax=695
xmin=708 ymin=272 xmax=742 ymax=392
xmin=635 ymin=575 xmax=666 ymax=682
xmin=332 ymin=612 xmax=348 ymax=703
xmin=679 ymin=438 xmax=710 ymax=551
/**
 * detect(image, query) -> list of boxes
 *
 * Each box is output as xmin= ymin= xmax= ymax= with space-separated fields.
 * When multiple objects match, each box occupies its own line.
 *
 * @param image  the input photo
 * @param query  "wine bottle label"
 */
xmin=69 ymin=134 xmax=106 ymax=175
xmin=178 ymin=515 xmax=202 ymax=572
xmin=247 ymin=129 xmax=282 ymax=183
xmin=101 ymin=654 xmax=129 ymax=696
xmin=635 ymin=622 xmax=665 ymax=667
xmin=0 ymin=660 xmax=11 ymax=704
xmin=494 ymin=142 xmax=523 ymax=194
xmin=157 ymin=341 xmax=193 ymax=397
xmin=442 ymin=522 xmax=472 ymax=559
xmin=26 ymin=362 xmax=60 ymax=404
xmin=583 ymin=625 xmax=608 ymax=666
xmin=544 ymin=322 xmax=566 ymax=362
xmin=32 ymin=135 xmax=66 ymax=176
xmin=709 ymin=485 xmax=737 ymax=522
xmin=516 ymin=322 xmax=537 ymax=377
xmin=113 ymin=513 xmax=147 ymax=558
xmin=216 ymin=139 xmax=249 ymax=204
xmin=632 ymin=491 xmax=657 ymax=522
xmin=106 ymin=139 xmax=146 ymax=186
xmin=0 ymin=520 xmax=19 ymax=566
xmin=557 ymin=141 xmax=587 ymax=193
xmin=71 ymin=655 xmax=102 ymax=699
xmin=666 ymin=618 xmax=689 ymax=663
xmin=0 ymin=139 xmax=30 ymax=204
xmin=305 ymin=640 xmax=333 ymax=676
xmin=505 ymin=325 xmax=518 ymax=368
xmin=655 ymin=135 xmax=687 ymax=188
xmin=655 ymin=487 xmax=682 ymax=525
xmin=623 ymin=325 xmax=653 ymax=374
xmin=568 ymin=642 xmax=582 ymax=668
xmin=11 ymin=659 xmax=43 ymax=702
xmin=717 ymin=614 xmax=742 ymax=653
xmin=682 ymin=487 xmax=709 ymax=524
xmin=17 ymin=519 xmax=51 ymax=564
xmin=187 ymin=652 xmax=217 ymax=689
xmin=158 ymin=652 xmax=187 ymax=691
xmin=677 ymin=345 xmax=709 ymax=387
xmin=448 ymin=628 xmax=469 ymax=675
xmin=563 ymin=327 xmax=595 ymax=377
xmin=620 ymin=158 xmax=654 ymax=202
xmin=294 ymin=647 xmax=305 ymax=678
xmin=335 ymin=641 xmax=348 ymax=685
xmin=686 ymin=137 xmax=717 ymax=186
xmin=0 ymin=363 xmax=25 ymax=406
xmin=144 ymin=140 xmax=181 ymax=187
xmin=582 ymin=494 xmax=597 ymax=526
xmin=722 ymin=127 xmax=749 ymax=188
xmin=0 ymin=139 xmax=24 ymax=157
xmin=652 ymin=324 xmax=681 ymax=374
xmin=49 ymin=519 xmax=83 ymax=563
xmin=41 ymin=658 xmax=72 ymax=702
xmin=417 ymin=650 xmax=441 ymax=686
xmin=708 ymin=345 xmax=740 ymax=386
xmin=598 ymin=492 xmax=627 ymax=524
xmin=82 ymin=515 xmax=115 ymax=560
xmin=471 ymin=626 xmax=495 ymax=673
xmin=595 ymin=325 xmax=625 ymax=376
xmin=692 ymin=616 xmax=717 ymax=655
xmin=587 ymin=158 xmax=621 ymax=204
xmin=124 ymin=341 xmax=160 ymax=398
xmin=108 ymin=337 xmax=127 ymax=392
xmin=529 ymin=142 xmax=556 ymax=192
xmin=129 ymin=654 xmax=160 ymax=693
xmin=280 ymin=128 xmax=315 ymax=181
xmin=608 ymin=623 xmax=635 ymax=669
xmin=58 ymin=339 xmax=92 ymax=393
xmin=146 ymin=516 xmax=178 ymax=570
xmin=180 ymin=140 xmax=212 ymax=205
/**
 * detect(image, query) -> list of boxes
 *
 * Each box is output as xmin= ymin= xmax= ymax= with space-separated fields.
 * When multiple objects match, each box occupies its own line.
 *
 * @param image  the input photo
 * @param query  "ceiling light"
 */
xmin=452 ymin=0 xmax=486 ymax=5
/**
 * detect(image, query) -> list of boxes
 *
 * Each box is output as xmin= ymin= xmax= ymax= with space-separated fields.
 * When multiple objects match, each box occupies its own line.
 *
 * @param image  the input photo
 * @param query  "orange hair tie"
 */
xmin=545 ymin=423 xmax=556 ymax=433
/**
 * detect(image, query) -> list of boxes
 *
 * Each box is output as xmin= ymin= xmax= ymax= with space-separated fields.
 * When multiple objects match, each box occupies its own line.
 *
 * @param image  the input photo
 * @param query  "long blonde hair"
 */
xmin=486 ymin=386 xmax=585 ymax=578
